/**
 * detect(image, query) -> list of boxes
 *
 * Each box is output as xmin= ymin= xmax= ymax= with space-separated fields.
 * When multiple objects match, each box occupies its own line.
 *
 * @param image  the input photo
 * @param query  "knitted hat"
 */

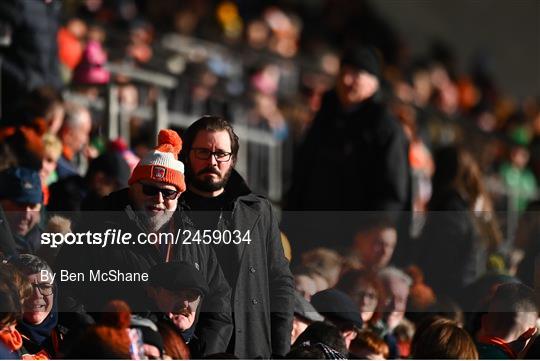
xmin=128 ymin=130 xmax=186 ymax=192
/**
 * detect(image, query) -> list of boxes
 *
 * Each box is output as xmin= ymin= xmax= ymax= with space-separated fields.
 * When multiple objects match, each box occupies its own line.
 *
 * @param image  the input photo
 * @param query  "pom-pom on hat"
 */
xmin=128 ymin=129 xmax=186 ymax=192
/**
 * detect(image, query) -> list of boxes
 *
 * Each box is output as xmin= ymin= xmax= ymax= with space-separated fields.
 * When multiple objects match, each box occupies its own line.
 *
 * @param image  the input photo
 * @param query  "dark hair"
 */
xmin=488 ymin=282 xmax=537 ymax=313
xmin=353 ymin=214 xmax=396 ymax=234
xmin=14 ymin=254 xmax=53 ymax=276
xmin=293 ymin=321 xmax=348 ymax=356
xmin=411 ymin=317 xmax=478 ymax=359
xmin=180 ymin=116 xmax=239 ymax=162
xmin=430 ymin=146 xmax=487 ymax=210
xmin=483 ymin=282 xmax=538 ymax=336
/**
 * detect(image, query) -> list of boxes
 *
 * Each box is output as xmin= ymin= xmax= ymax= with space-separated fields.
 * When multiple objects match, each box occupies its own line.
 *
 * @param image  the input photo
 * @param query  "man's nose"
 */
xmin=31 ymin=285 xmax=41 ymax=297
xmin=23 ymin=208 xmax=34 ymax=219
xmin=207 ymin=153 xmax=218 ymax=167
xmin=153 ymin=190 xmax=164 ymax=203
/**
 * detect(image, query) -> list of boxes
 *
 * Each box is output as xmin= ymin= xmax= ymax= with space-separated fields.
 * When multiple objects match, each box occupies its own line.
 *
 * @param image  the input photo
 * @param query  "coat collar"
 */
xmin=179 ymin=169 xmax=262 ymax=259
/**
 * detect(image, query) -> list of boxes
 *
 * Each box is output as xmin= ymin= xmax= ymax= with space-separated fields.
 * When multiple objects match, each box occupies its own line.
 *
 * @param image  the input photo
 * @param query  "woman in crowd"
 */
xmin=14 ymin=254 xmax=67 ymax=359
xmin=0 ymin=263 xmax=32 ymax=358
xmin=417 ymin=146 xmax=501 ymax=301
xmin=336 ymin=269 xmax=385 ymax=327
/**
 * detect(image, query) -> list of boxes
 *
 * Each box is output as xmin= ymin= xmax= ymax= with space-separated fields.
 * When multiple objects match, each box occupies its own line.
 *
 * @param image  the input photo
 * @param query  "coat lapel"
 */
xmin=231 ymin=198 xmax=260 ymax=262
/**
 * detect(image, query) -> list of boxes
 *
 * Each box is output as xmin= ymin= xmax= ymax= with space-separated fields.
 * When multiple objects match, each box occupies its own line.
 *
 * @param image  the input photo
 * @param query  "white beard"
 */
xmin=144 ymin=210 xmax=174 ymax=233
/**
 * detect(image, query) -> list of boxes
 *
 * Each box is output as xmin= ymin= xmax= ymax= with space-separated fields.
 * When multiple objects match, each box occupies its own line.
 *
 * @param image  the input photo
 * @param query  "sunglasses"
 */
xmin=141 ymin=184 xmax=179 ymax=200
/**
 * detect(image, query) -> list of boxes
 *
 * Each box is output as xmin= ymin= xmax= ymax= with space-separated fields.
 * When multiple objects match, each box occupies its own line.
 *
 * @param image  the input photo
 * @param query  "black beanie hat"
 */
xmin=340 ymin=46 xmax=381 ymax=78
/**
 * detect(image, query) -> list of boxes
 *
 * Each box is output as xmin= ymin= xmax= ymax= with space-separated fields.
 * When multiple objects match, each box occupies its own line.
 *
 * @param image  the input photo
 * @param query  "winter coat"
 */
xmin=417 ymin=190 xmax=487 ymax=300
xmin=55 ymin=188 xmax=233 ymax=356
xmin=288 ymin=90 xmax=411 ymax=211
xmin=180 ymin=170 xmax=294 ymax=358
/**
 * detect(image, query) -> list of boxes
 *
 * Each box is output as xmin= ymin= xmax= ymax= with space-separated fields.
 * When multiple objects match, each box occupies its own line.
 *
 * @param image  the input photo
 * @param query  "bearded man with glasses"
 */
xmin=180 ymin=116 xmax=294 ymax=359
xmin=56 ymin=129 xmax=232 ymax=356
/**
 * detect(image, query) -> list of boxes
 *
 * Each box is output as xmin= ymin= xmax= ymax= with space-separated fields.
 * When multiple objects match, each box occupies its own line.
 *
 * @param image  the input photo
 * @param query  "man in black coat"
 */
xmin=289 ymin=46 xmax=410 ymax=212
xmin=55 ymin=130 xmax=233 ymax=356
xmin=286 ymin=46 xmax=411 ymax=259
xmin=179 ymin=116 xmax=295 ymax=358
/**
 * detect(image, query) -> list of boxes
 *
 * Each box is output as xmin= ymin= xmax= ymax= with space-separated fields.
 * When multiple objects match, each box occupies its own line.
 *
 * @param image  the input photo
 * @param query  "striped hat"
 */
xmin=128 ymin=130 xmax=186 ymax=192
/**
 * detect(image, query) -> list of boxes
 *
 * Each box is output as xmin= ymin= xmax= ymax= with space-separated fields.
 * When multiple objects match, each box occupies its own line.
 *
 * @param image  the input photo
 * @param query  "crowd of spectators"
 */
xmin=1 ymin=0 xmax=540 ymax=359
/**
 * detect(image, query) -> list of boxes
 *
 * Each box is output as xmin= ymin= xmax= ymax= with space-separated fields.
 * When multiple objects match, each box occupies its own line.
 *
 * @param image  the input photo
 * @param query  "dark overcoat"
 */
xmin=181 ymin=171 xmax=294 ymax=359
xmin=55 ymin=188 xmax=233 ymax=356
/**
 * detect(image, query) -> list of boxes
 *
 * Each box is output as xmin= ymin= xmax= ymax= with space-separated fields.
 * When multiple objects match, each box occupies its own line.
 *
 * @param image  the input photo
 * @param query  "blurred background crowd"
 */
xmin=1 ymin=0 xmax=540 ymax=359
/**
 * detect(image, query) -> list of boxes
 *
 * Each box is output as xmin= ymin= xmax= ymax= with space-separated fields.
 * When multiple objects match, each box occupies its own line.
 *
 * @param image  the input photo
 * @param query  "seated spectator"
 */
xmin=349 ymin=329 xmax=389 ymax=359
xmin=476 ymin=282 xmax=538 ymax=359
xmin=336 ymin=269 xmax=385 ymax=326
xmin=292 ymin=291 xmax=324 ymax=344
xmin=293 ymin=266 xmax=325 ymax=301
xmin=40 ymin=133 xmax=62 ymax=206
xmin=292 ymin=321 xmax=348 ymax=358
xmin=301 ymin=248 xmax=343 ymax=288
xmin=0 ymin=167 xmax=43 ymax=253
xmin=14 ymin=254 xmax=68 ymax=358
xmin=352 ymin=217 xmax=397 ymax=273
xmin=311 ymin=289 xmax=363 ymax=349
xmin=56 ymin=102 xmax=93 ymax=179
xmin=0 ymin=263 xmax=31 ymax=359
xmin=375 ymin=267 xmax=414 ymax=359
xmin=144 ymin=261 xmax=208 ymax=356
xmin=411 ymin=317 xmax=478 ymax=359
xmin=80 ymin=150 xmax=131 ymax=210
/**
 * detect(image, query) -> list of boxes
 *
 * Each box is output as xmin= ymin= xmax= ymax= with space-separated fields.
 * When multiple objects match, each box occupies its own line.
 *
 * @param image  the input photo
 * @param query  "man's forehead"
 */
xmin=193 ymin=130 xmax=231 ymax=147
xmin=29 ymin=272 xmax=52 ymax=283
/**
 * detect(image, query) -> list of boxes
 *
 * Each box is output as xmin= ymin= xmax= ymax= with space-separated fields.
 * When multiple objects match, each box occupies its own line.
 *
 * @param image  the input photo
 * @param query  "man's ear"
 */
xmin=343 ymin=328 xmax=358 ymax=343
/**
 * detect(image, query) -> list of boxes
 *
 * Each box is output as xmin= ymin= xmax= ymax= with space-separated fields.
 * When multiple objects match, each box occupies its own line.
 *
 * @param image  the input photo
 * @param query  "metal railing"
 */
xmin=63 ymin=63 xmax=284 ymax=203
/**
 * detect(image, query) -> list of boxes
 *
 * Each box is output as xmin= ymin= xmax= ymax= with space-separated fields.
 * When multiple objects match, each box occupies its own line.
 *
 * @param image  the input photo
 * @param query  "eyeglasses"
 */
xmin=191 ymin=148 xmax=232 ymax=163
xmin=32 ymin=282 xmax=54 ymax=296
xmin=352 ymin=291 xmax=378 ymax=301
xmin=141 ymin=184 xmax=179 ymax=200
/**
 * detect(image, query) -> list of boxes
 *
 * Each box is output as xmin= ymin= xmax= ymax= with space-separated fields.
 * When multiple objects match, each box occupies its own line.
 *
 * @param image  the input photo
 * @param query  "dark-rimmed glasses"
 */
xmin=31 ymin=282 xmax=54 ymax=296
xmin=141 ymin=184 xmax=180 ymax=200
xmin=191 ymin=148 xmax=232 ymax=163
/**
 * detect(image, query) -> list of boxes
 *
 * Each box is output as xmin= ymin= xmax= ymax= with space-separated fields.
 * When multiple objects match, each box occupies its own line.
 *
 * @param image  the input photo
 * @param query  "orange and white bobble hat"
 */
xmin=128 ymin=129 xmax=186 ymax=192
